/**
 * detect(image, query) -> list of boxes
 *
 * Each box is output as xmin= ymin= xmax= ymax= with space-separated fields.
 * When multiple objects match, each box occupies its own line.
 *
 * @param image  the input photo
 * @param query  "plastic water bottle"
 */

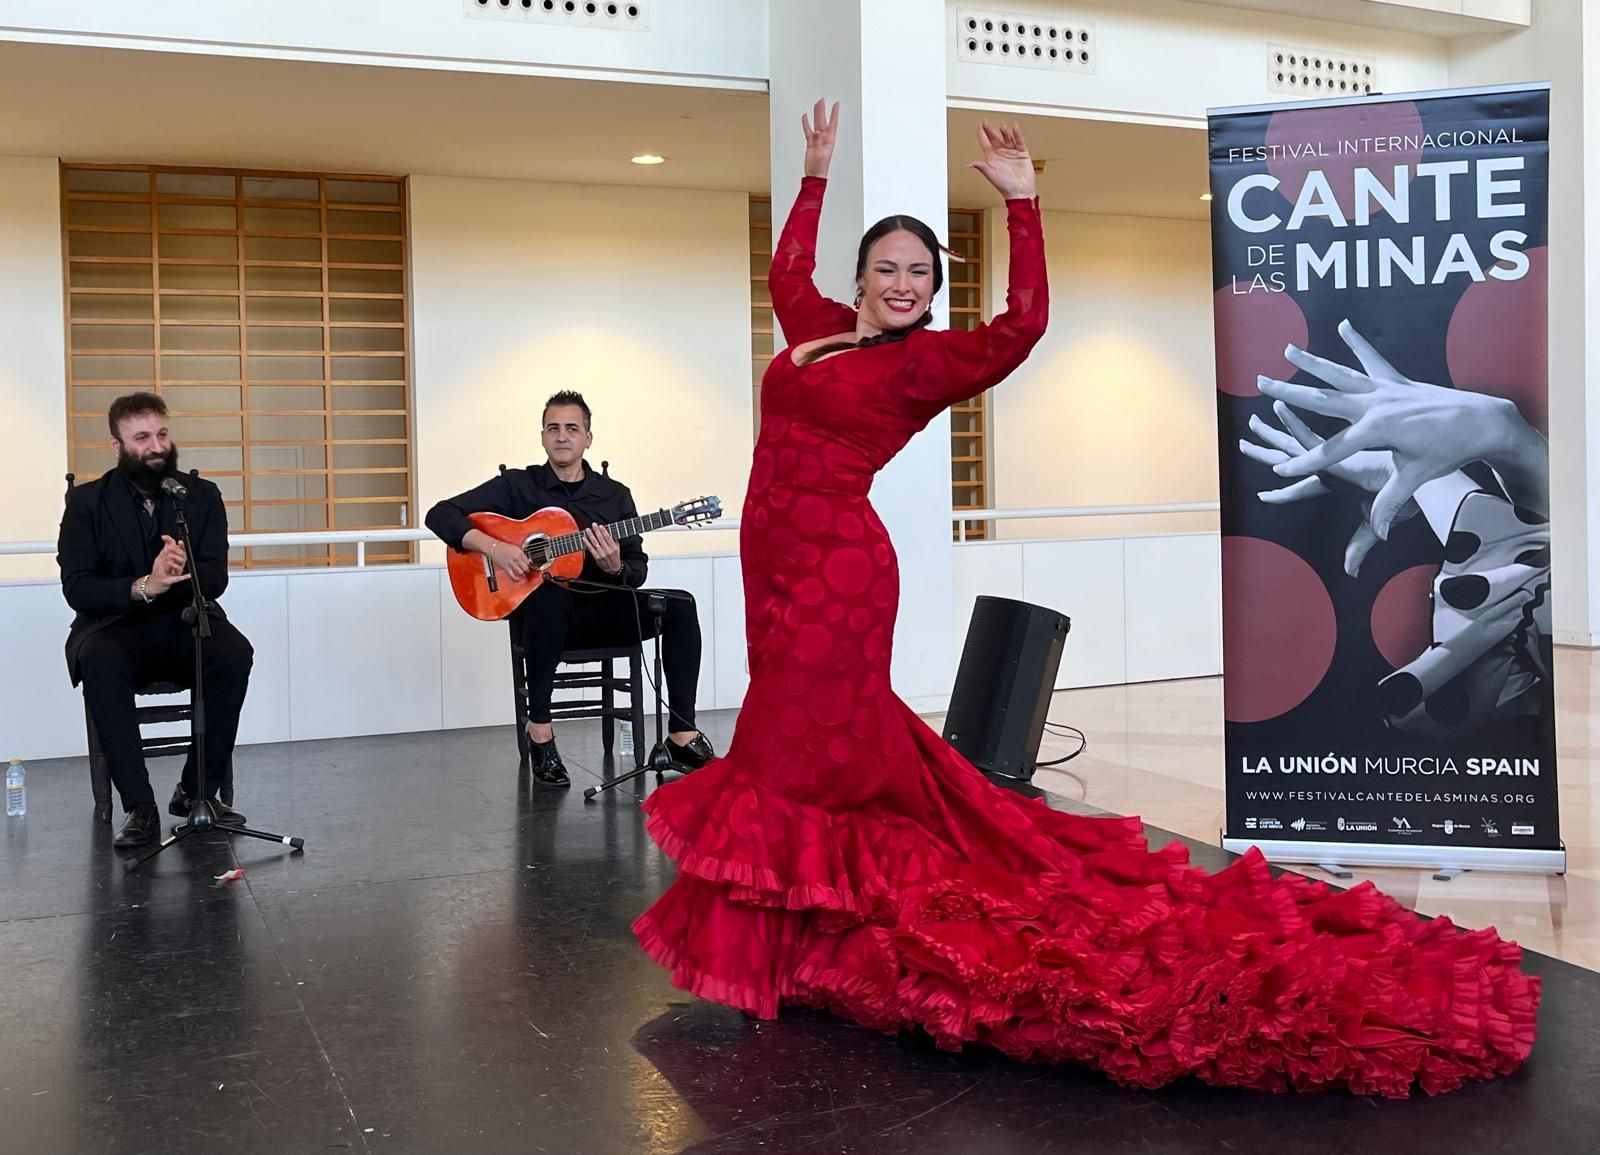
xmin=619 ymin=721 xmax=634 ymax=758
xmin=5 ymin=759 xmax=23 ymax=817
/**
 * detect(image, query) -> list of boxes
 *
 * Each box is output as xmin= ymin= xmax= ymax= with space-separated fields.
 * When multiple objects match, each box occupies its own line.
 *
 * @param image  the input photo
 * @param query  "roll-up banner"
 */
xmin=1209 ymin=84 xmax=1564 ymax=875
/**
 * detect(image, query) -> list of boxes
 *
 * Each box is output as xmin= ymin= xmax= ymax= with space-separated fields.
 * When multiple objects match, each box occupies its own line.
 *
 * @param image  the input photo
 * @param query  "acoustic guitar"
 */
xmin=446 ymin=497 xmax=722 ymax=620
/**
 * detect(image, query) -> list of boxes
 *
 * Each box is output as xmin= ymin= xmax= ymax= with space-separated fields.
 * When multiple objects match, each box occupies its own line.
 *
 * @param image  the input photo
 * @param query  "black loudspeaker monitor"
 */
xmin=942 ymin=595 xmax=1070 ymax=780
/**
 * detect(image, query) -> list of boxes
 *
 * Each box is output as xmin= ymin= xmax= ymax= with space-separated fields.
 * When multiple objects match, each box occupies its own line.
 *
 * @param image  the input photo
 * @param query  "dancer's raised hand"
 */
xmin=969 ymin=120 xmax=1036 ymax=199
xmin=802 ymin=99 xmax=839 ymax=179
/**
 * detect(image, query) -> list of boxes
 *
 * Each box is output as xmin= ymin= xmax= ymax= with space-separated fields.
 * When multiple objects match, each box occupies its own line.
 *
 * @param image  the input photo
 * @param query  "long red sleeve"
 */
xmin=901 ymin=196 xmax=1049 ymax=419
xmin=768 ymin=177 xmax=858 ymax=347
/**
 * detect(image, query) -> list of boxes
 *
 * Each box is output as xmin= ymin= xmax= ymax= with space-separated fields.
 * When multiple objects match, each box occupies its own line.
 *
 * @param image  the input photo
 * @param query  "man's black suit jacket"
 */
xmin=56 ymin=468 xmax=232 ymax=685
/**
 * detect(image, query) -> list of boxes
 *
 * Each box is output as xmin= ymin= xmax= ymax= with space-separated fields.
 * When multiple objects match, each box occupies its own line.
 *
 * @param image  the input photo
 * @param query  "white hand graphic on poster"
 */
xmin=1239 ymin=398 xmax=1415 ymax=579
xmin=1256 ymin=319 xmax=1549 ymax=539
xmin=1240 ymin=320 xmax=1552 ymax=738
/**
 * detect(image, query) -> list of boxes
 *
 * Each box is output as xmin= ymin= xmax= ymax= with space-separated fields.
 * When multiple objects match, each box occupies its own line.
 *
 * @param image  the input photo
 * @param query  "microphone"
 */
xmin=160 ymin=476 xmax=190 ymax=499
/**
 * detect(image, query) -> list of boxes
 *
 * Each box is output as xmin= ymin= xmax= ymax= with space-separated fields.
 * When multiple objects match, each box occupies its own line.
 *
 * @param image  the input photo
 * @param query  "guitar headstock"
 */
xmin=669 ymin=496 xmax=722 ymax=527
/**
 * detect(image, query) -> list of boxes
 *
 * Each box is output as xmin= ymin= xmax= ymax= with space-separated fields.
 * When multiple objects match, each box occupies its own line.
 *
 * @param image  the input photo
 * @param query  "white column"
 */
xmin=1451 ymin=2 xmax=1600 ymax=646
xmin=767 ymin=1 xmax=958 ymax=706
xmin=0 ymin=156 xmax=67 ymax=582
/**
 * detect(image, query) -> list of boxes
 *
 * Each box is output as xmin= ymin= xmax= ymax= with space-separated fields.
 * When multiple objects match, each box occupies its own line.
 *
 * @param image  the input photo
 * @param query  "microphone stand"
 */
xmin=128 ymin=481 xmax=305 ymax=871
xmin=585 ymin=591 xmax=692 ymax=800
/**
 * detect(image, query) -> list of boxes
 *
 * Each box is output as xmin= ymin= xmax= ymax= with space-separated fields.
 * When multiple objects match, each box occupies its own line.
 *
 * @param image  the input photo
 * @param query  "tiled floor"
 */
xmin=949 ymin=646 xmax=1598 ymax=973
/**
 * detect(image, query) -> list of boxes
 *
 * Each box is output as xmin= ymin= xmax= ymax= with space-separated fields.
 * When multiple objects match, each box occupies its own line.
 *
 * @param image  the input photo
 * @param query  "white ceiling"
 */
xmin=0 ymin=40 xmax=1206 ymax=220
xmin=1182 ymin=0 xmax=1525 ymax=38
xmin=0 ymin=42 xmax=774 ymax=190
xmin=946 ymin=108 xmax=1208 ymax=220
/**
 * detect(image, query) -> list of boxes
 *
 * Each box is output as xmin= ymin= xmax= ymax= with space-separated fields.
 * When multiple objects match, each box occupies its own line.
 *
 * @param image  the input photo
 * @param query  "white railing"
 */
xmin=950 ymin=502 xmax=1219 ymax=541
xmin=0 ymin=523 xmax=742 ymax=567
xmin=0 ymin=503 xmax=1218 ymax=565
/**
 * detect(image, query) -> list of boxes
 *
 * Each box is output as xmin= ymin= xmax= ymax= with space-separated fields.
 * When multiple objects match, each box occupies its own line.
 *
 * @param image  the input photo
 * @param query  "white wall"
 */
xmin=989 ymin=208 xmax=1217 ymax=537
xmin=0 ymin=555 xmax=740 ymax=761
xmin=0 ymin=0 xmax=1470 ymax=121
xmin=407 ymin=175 xmax=753 ymax=565
xmin=0 ymin=155 xmax=66 ymax=580
xmin=1588 ymin=0 xmax=1600 ymax=648
xmin=945 ymin=0 xmax=1452 ymax=126
xmin=0 ymin=170 xmax=757 ymax=577
xmin=0 ymin=0 xmax=767 ymax=88
xmin=952 ymin=533 xmax=1221 ymax=689
xmin=0 ymin=532 xmax=1223 ymax=762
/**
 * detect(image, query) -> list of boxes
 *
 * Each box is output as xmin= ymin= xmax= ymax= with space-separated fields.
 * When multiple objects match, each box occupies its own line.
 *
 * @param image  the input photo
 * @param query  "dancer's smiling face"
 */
xmin=856 ymin=229 xmax=936 ymax=333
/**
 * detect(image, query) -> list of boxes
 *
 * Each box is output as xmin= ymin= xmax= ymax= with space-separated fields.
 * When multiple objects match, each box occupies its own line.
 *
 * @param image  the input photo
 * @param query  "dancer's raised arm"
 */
xmin=903 ymin=121 xmax=1048 ymax=417
xmin=768 ymin=99 xmax=858 ymax=345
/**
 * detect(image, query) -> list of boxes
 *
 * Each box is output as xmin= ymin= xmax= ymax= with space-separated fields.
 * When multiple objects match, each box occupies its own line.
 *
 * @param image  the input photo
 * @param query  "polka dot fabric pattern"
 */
xmin=631 ymin=177 xmax=1539 ymax=1097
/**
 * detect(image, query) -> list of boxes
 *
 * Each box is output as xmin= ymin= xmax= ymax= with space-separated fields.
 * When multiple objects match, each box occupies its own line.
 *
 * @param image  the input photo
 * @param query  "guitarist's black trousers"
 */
xmin=518 ymin=581 xmax=701 ymax=732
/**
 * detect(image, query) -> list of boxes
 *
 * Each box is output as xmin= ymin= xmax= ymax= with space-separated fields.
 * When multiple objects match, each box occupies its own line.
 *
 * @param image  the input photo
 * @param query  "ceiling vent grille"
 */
xmin=1268 ymin=44 xmax=1375 ymax=97
xmin=956 ymin=9 xmax=1095 ymax=74
xmin=464 ymin=0 xmax=649 ymax=30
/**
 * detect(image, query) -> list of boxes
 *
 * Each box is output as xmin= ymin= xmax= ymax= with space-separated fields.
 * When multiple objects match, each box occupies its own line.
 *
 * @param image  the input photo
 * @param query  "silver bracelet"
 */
xmin=138 ymin=575 xmax=152 ymax=604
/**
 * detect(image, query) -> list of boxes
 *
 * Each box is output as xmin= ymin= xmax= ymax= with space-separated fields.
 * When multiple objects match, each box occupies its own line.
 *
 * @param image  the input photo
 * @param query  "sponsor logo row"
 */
xmin=1242 ymin=816 xmax=1535 ymax=837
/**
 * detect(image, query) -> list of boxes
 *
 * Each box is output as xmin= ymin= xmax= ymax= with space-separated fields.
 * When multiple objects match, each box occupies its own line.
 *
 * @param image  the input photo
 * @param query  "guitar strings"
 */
xmin=514 ymin=509 xmax=693 ymax=566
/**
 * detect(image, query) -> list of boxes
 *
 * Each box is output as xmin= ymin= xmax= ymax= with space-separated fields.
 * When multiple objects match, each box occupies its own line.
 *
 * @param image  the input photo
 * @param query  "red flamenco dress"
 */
xmin=632 ymin=176 xmax=1539 ymax=1097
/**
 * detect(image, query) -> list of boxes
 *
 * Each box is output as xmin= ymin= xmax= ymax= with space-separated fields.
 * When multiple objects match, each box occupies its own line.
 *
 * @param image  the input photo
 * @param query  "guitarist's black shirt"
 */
xmin=425 ymin=460 xmax=649 ymax=588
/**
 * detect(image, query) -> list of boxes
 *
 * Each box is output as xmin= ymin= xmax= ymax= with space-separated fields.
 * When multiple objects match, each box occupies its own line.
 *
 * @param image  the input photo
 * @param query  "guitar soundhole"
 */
xmin=522 ymin=535 xmax=549 ymax=569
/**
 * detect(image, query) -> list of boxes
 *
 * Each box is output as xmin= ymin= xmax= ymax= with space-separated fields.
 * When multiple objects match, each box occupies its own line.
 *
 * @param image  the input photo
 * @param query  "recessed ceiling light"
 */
xmin=631 ymin=153 xmax=666 ymax=166
xmin=1199 ymin=192 xmax=1214 ymax=201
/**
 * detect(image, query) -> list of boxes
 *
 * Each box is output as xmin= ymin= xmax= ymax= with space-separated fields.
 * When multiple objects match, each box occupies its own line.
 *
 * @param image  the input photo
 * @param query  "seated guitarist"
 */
xmin=426 ymin=391 xmax=715 ymax=786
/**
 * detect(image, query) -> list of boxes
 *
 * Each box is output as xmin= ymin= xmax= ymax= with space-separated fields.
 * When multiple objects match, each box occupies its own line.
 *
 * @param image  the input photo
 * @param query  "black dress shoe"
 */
xmin=529 ymin=737 xmax=571 ymax=787
xmin=113 ymin=804 xmax=161 ymax=849
xmin=667 ymin=733 xmax=717 ymax=771
xmin=169 ymin=784 xmax=247 ymax=826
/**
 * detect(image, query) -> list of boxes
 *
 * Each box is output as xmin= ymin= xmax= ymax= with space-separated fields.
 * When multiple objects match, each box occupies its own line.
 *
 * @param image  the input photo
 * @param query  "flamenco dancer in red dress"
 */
xmin=633 ymin=101 xmax=1539 ymax=1097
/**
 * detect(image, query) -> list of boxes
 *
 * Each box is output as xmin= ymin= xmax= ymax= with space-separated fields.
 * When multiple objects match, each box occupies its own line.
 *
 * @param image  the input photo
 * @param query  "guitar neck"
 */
xmin=536 ymin=510 xmax=672 ymax=562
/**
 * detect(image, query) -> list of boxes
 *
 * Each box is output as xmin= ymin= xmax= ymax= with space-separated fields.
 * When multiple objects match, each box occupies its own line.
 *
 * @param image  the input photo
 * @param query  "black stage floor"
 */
xmin=1 ymin=716 xmax=1595 ymax=1155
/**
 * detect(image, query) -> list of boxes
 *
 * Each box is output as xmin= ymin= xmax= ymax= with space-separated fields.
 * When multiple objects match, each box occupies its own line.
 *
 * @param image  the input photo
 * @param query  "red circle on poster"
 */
xmin=1371 ymin=564 xmax=1438 ymax=670
xmin=1214 ymin=287 xmax=1309 ymax=398
xmin=1446 ymin=246 xmax=1548 ymax=435
xmin=1222 ymin=536 xmax=1338 ymax=723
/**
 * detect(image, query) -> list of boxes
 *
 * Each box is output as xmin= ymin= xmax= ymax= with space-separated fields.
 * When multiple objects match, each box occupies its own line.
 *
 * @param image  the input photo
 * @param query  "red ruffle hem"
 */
xmin=632 ymin=710 xmax=1539 ymax=1100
